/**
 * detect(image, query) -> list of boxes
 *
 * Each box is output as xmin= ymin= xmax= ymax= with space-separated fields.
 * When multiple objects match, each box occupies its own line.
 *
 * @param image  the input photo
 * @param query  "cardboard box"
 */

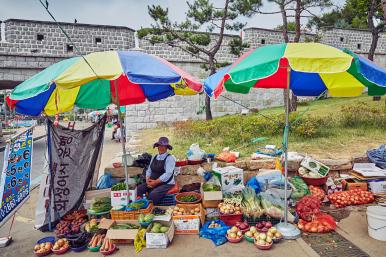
xmin=153 ymin=206 xmax=172 ymax=222
xmin=342 ymin=179 xmax=368 ymax=191
xmin=146 ymin=220 xmax=175 ymax=249
xmin=111 ymin=188 xmax=137 ymax=207
xmin=106 ymin=220 xmax=140 ymax=244
xmin=205 ymin=208 xmax=220 ymax=220
xmin=212 ymin=166 xmax=244 ymax=194
xmin=172 ymin=204 xmax=205 ymax=234
xmin=98 ymin=219 xmax=115 ymax=230
xmin=368 ymin=180 xmax=386 ymax=194
xmin=301 ymin=156 xmax=330 ymax=177
xmin=201 ymin=184 xmax=223 ymax=208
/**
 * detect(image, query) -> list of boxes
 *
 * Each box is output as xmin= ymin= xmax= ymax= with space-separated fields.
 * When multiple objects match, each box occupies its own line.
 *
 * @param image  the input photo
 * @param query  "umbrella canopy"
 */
xmin=204 ymin=43 xmax=386 ymax=99
xmin=7 ymin=50 xmax=202 ymax=116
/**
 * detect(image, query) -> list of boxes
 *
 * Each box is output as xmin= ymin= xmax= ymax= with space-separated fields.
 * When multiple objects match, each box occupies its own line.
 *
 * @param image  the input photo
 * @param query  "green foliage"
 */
xmin=229 ymin=37 xmax=250 ymax=56
xmin=308 ymin=0 xmax=385 ymax=30
xmin=340 ymin=101 xmax=386 ymax=127
xmin=275 ymin=22 xmax=297 ymax=31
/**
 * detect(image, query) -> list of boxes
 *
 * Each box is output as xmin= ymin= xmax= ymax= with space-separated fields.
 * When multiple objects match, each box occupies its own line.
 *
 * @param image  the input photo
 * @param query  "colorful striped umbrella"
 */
xmin=7 ymin=50 xmax=202 ymax=116
xmin=203 ymin=42 xmax=386 ymax=239
xmin=204 ymin=43 xmax=386 ymax=99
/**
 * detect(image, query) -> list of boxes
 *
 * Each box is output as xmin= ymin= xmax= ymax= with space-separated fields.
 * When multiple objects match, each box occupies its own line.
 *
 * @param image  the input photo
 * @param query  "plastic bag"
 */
xmin=216 ymin=151 xmax=237 ymax=163
xmin=246 ymin=177 xmax=262 ymax=194
xmin=187 ymin=144 xmax=206 ymax=161
xmin=260 ymin=190 xmax=295 ymax=222
xmin=199 ymin=220 xmax=230 ymax=246
xmin=203 ymin=175 xmax=221 ymax=192
xmin=290 ymin=176 xmax=310 ymax=201
xmin=255 ymin=170 xmax=285 ymax=190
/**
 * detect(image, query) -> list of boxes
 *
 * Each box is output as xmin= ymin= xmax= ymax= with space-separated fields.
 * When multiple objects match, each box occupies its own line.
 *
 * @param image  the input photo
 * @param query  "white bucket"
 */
xmin=367 ymin=206 xmax=386 ymax=241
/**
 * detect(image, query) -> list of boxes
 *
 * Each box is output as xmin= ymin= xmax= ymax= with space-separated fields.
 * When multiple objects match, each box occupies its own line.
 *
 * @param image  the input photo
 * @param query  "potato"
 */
xmin=194 ymin=208 xmax=200 ymax=212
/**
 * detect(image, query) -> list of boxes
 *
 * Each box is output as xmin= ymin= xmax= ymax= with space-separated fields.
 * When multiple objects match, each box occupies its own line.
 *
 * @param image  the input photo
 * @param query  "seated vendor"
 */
xmin=137 ymin=137 xmax=176 ymax=205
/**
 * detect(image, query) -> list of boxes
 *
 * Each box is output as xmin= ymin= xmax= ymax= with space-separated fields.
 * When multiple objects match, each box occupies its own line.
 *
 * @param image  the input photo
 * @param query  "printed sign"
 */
xmin=0 ymin=128 xmax=33 ymax=227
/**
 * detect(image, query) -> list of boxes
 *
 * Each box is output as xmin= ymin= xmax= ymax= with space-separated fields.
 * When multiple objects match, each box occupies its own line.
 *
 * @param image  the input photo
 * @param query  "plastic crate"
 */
xmin=110 ymin=203 xmax=153 ymax=220
xmin=158 ymin=194 xmax=176 ymax=206
xmin=243 ymin=215 xmax=281 ymax=226
xmin=220 ymin=213 xmax=242 ymax=226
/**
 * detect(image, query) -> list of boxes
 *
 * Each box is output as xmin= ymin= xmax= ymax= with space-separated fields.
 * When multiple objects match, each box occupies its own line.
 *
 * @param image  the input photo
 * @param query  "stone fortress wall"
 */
xmin=0 ymin=19 xmax=384 ymax=132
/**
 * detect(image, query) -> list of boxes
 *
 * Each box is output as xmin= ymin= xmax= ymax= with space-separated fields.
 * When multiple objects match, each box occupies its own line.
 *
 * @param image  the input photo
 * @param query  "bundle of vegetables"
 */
xmin=127 ymin=199 xmax=149 ymax=211
xmin=241 ymin=187 xmax=263 ymax=219
xmin=69 ymin=232 xmax=91 ymax=248
xmin=295 ymin=196 xmax=321 ymax=221
xmin=309 ymin=185 xmax=326 ymax=202
xmin=202 ymin=183 xmax=221 ymax=192
xmin=111 ymin=223 xmax=139 ymax=229
xmin=298 ymin=213 xmax=336 ymax=233
xmin=223 ymin=192 xmax=242 ymax=207
xmin=328 ymin=189 xmax=374 ymax=208
xmin=90 ymin=197 xmax=111 ymax=213
xmin=179 ymin=195 xmax=198 ymax=202
xmin=290 ymin=176 xmax=310 ymax=200
xmin=134 ymin=228 xmax=146 ymax=253
xmin=99 ymin=237 xmax=115 ymax=253
xmin=88 ymin=234 xmax=105 ymax=249
xmin=138 ymin=213 xmax=154 ymax=223
xmin=298 ymin=167 xmax=325 ymax=178
xmin=111 ymin=182 xmax=135 ymax=191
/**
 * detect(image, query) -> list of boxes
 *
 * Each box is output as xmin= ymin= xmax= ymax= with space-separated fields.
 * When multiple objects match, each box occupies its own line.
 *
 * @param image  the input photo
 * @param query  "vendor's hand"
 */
xmin=146 ymin=177 xmax=151 ymax=185
xmin=147 ymin=179 xmax=157 ymax=188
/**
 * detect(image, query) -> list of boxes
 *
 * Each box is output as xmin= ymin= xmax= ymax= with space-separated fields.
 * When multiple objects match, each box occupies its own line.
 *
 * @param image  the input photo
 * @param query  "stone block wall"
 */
xmin=3 ymin=19 xmax=135 ymax=56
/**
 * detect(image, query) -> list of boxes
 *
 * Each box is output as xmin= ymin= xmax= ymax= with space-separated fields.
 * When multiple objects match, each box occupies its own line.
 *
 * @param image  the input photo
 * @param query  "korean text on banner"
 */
xmin=0 ymin=128 xmax=33 ymax=227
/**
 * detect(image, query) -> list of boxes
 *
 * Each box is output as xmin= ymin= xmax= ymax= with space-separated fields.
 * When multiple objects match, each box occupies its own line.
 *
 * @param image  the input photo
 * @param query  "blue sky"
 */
xmin=1 ymin=0 xmax=342 ymax=32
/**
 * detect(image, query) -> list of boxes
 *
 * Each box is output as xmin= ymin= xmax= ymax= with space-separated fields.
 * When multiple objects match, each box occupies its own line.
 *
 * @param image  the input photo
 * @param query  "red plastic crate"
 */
xmin=219 ymin=213 xmax=242 ymax=226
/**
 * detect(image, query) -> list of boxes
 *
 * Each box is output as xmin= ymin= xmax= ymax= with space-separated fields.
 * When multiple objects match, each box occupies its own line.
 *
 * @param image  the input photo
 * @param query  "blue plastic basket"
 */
xmin=37 ymin=236 xmax=55 ymax=245
xmin=157 ymin=194 xmax=176 ymax=206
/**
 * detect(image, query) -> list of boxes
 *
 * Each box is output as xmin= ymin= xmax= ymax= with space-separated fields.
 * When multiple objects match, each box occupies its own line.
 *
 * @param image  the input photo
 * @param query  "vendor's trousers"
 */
xmin=137 ymin=183 xmax=174 ymax=205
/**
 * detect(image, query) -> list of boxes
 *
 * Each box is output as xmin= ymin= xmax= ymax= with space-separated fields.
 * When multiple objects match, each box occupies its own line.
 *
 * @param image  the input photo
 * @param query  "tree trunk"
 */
xmin=382 ymin=0 xmax=386 ymax=21
xmin=280 ymin=3 xmax=289 ymax=43
xmin=368 ymin=31 xmax=379 ymax=61
xmin=205 ymin=57 xmax=216 ymax=120
xmin=368 ymin=0 xmax=381 ymax=101
xmin=294 ymin=0 xmax=301 ymax=43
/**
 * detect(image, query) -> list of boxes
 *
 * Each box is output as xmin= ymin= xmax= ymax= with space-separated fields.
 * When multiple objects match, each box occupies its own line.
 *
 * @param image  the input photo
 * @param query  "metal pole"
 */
xmin=114 ymin=80 xmax=130 ymax=205
xmin=284 ymin=67 xmax=291 ymax=226
xmin=4 ymin=91 xmax=8 ymax=132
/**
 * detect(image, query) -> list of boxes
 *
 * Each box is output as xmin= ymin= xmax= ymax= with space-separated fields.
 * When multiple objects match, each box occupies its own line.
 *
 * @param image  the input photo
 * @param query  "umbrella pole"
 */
xmin=114 ymin=80 xmax=130 ymax=206
xmin=276 ymin=66 xmax=301 ymax=239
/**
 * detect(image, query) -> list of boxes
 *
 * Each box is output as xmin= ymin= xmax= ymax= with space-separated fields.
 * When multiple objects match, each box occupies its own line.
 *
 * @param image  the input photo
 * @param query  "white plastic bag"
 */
xmin=187 ymin=143 xmax=206 ymax=161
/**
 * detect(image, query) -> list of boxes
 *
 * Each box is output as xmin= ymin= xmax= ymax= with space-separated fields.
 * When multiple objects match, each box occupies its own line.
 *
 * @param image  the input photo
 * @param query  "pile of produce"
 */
xmin=218 ymin=202 xmax=242 ymax=215
xmin=309 ymin=185 xmax=326 ymax=202
xmin=223 ymin=191 xmax=242 ymax=207
xmin=172 ymin=206 xmax=200 ymax=215
xmin=178 ymin=195 xmax=199 ymax=203
xmin=138 ymin=213 xmax=154 ymax=223
xmin=328 ymin=189 xmax=374 ymax=208
xmin=63 ymin=210 xmax=87 ymax=221
xmin=55 ymin=217 xmax=87 ymax=236
xmin=290 ymin=176 xmax=310 ymax=200
xmin=84 ymin=219 xmax=99 ymax=233
xmin=88 ymin=234 xmax=105 ymax=249
xmin=89 ymin=197 xmax=111 ymax=213
xmin=235 ymin=221 xmax=249 ymax=231
xmin=298 ymin=213 xmax=336 ymax=233
xmin=226 ymin=226 xmax=243 ymax=241
xmin=128 ymin=199 xmax=148 ymax=210
xmin=256 ymin=221 xmax=273 ymax=232
xmin=241 ymin=187 xmax=263 ymax=219
xmin=134 ymin=228 xmax=146 ymax=253
xmin=150 ymin=222 xmax=170 ymax=233
xmin=208 ymin=220 xmax=222 ymax=228
xmin=53 ymin=238 xmax=69 ymax=251
xmin=245 ymin=226 xmax=282 ymax=243
xmin=298 ymin=167 xmax=325 ymax=178
xmin=202 ymin=182 xmax=221 ymax=192
xmin=33 ymin=242 xmax=52 ymax=255
xmin=111 ymin=223 xmax=139 ymax=229
xmin=111 ymin=182 xmax=135 ymax=191
xmin=152 ymin=207 xmax=166 ymax=215
xmin=260 ymin=193 xmax=292 ymax=220
xmin=69 ymin=232 xmax=91 ymax=249
xmin=295 ymin=195 xmax=321 ymax=221
xmin=100 ymin=237 xmax=116 ymax=254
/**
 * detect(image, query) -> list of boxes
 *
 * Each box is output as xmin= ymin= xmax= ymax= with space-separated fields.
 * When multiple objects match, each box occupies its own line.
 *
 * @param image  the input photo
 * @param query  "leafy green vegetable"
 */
xmin=202 ymin=183 xmax=221 ymax=192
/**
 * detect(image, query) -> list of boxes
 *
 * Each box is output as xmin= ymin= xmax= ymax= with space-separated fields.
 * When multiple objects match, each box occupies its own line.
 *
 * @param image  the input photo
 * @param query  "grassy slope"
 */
xmin=136 ymin=95 xmax=385 ymax=159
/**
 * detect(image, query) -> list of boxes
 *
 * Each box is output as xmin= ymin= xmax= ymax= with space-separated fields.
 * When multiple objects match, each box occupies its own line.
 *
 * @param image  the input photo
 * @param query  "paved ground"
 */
xmin=1 ymin=125 xmax=386 ymax=257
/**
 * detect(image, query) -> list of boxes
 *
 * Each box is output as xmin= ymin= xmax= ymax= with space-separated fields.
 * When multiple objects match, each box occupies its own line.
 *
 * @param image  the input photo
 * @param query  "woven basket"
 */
xmin=110 ymin=203 xmax=153 ymax=220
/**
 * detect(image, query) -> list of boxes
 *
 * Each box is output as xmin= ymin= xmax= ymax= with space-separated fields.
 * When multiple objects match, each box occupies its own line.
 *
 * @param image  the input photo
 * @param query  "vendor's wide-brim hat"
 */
xmin=153 ymin=137 xmax=173 ymax=150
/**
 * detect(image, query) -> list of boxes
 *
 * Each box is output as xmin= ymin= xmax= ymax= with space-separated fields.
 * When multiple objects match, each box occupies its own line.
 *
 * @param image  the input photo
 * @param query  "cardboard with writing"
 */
xmin=146 ymin=220 xmax=175 ymax=249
